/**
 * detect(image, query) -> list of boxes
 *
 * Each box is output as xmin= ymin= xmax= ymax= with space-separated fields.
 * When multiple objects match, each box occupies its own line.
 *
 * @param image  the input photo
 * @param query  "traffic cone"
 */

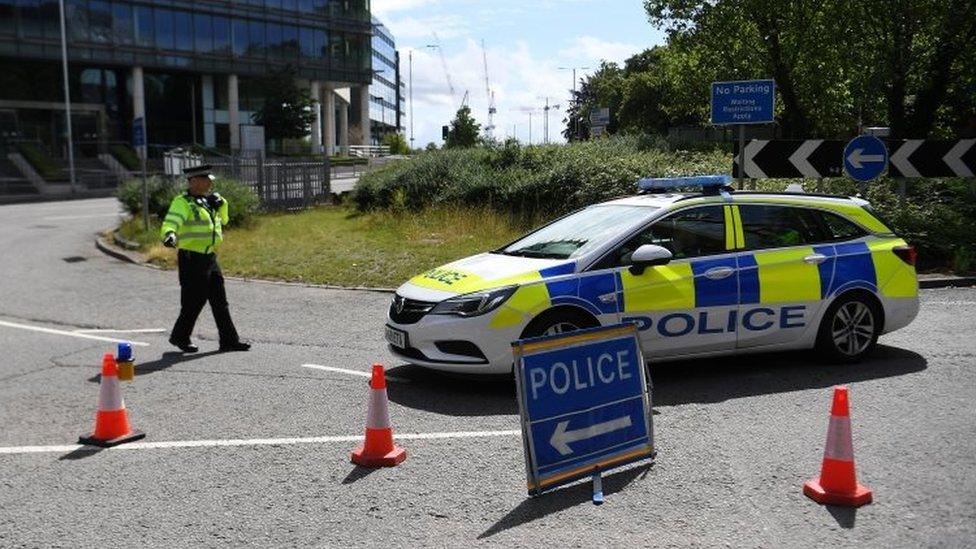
xmin=803 ymin=386 xmax=872 ymax=507
xmin=351 ymin=364 xmax=406 ymax=467
xmin=78 ymin=353 xmax=145 ymax=447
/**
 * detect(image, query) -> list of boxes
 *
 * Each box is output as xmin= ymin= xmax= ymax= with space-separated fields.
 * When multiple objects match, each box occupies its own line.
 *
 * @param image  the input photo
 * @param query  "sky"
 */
xmin=372 ymin=0 xmax=667 ymax=148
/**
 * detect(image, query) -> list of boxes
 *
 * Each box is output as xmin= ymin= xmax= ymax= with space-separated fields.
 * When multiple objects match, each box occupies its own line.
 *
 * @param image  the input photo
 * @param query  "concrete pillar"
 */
xmin=338 ymin=101 xmax=349 ymax=154
xmin=228 ymin=74 xmax=240 ymax=152
xmin=132 ymin=66 xmax=146 ymax=153
xmin=201 ymin=75 xmax=216 ymax=148
xmin=310 ymin=80 xmax=322 ymax=153
xmin=323 ymin=85 xmax=336 ymax=156
xmin=351 ymin=85 xmax=370 ymax=146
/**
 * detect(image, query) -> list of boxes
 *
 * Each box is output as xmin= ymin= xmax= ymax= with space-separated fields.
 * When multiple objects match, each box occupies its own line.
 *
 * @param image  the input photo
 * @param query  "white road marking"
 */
xmin=301 ymin=363 xmax=409 ymax=383
xmin=74 ymin=328 xmax=167 ymax=334
xmin=43 ymin=213 xmax=123 ymax=221
xmin=0 ymin=429 xmax=521 ymax=455
xmin=0 ymin=320 xmax=149 ymax=347
xmin=927 ymin=301 xmax=976 ymax=305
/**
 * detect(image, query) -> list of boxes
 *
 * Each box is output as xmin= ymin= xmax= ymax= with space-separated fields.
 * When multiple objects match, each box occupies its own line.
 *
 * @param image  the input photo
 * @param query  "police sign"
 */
xmin=512 ymin=323 xmax=654 ymax=497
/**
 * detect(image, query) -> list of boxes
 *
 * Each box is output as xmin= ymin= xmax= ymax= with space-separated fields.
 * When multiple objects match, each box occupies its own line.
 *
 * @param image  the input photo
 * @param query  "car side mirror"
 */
xmin=628 ymin=244 xmax=673 ymax=275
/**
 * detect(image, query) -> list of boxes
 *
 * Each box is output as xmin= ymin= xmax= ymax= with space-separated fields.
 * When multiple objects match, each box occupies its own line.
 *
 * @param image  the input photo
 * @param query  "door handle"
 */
xmin=804 ymin=253 xmax=828 ymax=265
xmin=704 ymin=266 xmax=734 ymax=280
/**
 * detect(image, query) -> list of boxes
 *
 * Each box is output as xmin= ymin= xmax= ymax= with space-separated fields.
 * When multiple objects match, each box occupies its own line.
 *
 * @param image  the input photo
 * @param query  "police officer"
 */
xmin=161 ymin=165 xmax=250 ymax=353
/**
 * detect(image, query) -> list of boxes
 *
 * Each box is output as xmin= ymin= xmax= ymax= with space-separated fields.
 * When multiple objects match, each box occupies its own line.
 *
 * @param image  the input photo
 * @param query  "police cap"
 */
xmin=183 ymin=164 xmax=215 ymax=180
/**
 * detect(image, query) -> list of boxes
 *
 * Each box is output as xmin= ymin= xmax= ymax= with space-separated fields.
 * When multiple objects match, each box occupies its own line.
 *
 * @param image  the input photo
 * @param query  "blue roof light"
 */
xmin=637 ymin=175 xmax=733 ymax=192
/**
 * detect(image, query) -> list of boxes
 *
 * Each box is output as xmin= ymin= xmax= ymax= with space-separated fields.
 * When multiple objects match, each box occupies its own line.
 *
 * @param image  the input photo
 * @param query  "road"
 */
xmin=0 ymin=198 xmax=974 ymax=547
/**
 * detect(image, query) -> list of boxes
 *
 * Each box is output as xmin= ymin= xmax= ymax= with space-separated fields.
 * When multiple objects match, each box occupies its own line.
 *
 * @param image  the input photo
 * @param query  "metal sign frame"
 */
xmin=512 ymin=323 xmax=655 ymax=497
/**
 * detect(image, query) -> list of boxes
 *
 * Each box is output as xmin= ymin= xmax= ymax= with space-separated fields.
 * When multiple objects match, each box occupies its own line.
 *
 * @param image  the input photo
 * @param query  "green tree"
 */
xmin=383 ymin=132 xmax=410 ymax=155
xmin=250 ymin=66 xmax=316 ymax=141
xmin=445 ymin=106 xmax=481 ymax=148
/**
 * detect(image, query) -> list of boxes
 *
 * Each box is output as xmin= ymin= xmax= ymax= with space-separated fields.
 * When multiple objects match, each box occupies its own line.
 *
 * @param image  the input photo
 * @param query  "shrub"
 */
xmin=116 ymin=176 xmax=258 ymax=226
xmin=109 ymin=144 xmax=141 ymax=171
xmin=16 ymin=143 xmax=62 ymax=180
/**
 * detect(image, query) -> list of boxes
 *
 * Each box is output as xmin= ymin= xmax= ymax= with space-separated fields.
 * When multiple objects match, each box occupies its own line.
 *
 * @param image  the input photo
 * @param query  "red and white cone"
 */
xmin=803 ymin=386 xmax=872 ymax=507
xmin=350 ymin=364 xmax=406 ymax=467
xmin=79 ymin=353 xmax=145 ymax=447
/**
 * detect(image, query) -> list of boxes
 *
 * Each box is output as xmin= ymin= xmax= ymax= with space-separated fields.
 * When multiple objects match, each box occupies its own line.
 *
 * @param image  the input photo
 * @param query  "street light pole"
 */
xmin=559 ymin=66 xmax=589 ymax=140
xmin=409 ymin=49 xmax=414 ymax=150
xmin=57 ymin=0 xmax=76 ymax=193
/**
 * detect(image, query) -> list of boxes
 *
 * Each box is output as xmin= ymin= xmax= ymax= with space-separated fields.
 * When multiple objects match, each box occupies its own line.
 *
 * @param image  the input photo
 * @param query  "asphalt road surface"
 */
xmin=1 ymin=198 xmax=974 ymax=548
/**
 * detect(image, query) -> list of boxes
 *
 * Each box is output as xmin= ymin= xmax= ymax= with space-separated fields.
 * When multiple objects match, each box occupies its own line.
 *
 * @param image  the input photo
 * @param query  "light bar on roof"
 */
xmin=637 ymin=175 xmax=733 ymax=192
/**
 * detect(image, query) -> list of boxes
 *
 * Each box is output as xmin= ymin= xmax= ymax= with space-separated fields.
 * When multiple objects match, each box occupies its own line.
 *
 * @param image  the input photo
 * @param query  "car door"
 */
xmin=733 ymin=203 xmax=831 ymax=349
xmin=595 ymin=204 xmax=739 ymax=358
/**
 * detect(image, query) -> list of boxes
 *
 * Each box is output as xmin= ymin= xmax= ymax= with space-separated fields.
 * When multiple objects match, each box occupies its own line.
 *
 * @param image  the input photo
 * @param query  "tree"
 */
xmin=383 ymin=133 xmax=410 ymax=155
xmin=444 ymin=106 xmax=481 ymax=148
xmin=250 ymin=66 xmax=316 ymax=141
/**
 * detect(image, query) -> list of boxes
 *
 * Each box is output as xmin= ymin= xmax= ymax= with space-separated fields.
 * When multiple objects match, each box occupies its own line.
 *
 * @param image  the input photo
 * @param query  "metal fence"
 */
xmin=208 ymin=156 xmax=332 ymax=210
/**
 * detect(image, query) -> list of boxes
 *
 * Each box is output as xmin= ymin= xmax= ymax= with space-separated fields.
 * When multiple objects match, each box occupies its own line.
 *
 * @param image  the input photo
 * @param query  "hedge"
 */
xmin=117 ymin=176 xmax=259 ymax=227
xmin=353 ymin=136 xmax=976 ymax=273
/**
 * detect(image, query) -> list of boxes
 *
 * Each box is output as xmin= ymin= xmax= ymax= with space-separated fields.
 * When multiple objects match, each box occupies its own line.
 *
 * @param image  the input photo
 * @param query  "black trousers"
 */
xmin=170 ymin=249 xmax=240 ymax=346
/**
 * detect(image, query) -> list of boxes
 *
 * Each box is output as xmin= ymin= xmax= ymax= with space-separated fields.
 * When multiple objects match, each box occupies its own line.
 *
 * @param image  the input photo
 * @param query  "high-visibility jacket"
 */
xmin=160 ymin=192 xmax=230 ymax=254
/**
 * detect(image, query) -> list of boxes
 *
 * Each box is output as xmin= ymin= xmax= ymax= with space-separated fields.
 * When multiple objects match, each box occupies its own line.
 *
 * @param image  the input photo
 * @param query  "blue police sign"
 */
xmin=711 ymin=79 xmax=776 ymax=125
xmin=132 ymin=117 xmax=146 ymax=148
xmin=843 ymin=135 xmax=888 ymax=182
xmin=512 ymin=324 xmax=654 ymax=496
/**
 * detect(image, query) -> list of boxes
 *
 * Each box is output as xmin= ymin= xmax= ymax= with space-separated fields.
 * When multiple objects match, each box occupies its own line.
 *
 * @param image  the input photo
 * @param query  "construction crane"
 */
xmin=481 ymin=39 xmax=496 ymax=137
xmin=427 ymin=33 xmax=456 ymax=103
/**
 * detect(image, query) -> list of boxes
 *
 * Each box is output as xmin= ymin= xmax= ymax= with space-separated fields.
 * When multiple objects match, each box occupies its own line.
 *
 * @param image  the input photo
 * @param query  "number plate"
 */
xmin=385 ymin=325 xmax=407 ymax=349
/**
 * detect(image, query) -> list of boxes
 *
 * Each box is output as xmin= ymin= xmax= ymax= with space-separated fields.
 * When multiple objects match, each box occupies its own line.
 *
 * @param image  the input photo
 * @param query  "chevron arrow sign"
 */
xmin=887 ymin=139 xmax=976 ymax=178
xmin=733 ymin=140 xmax=845 ymax=178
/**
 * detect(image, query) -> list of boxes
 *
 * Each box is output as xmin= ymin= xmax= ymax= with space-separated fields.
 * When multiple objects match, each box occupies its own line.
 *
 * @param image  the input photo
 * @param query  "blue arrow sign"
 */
xmin=711 ymin=79 xmax=776 ymax=125
xmin=844 ymin=135 xmax=888 ymax=182
xmin=513 ymin=324 xmax=654 ymax=496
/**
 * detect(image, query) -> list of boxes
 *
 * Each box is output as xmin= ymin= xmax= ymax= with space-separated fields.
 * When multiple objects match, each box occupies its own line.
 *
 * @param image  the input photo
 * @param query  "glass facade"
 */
xmin=0 ymin=0 xmax=372 ymax=83
xmin=370 ymin=17 xmax=400 ymax=141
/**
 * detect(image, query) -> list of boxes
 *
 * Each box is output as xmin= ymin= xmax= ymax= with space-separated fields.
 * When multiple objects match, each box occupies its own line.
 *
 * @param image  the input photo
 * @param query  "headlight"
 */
xmin=430 ymin=285 xmax=518 ymax=317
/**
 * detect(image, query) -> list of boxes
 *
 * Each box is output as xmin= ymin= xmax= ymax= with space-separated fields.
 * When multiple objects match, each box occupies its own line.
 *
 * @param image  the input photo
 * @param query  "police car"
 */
xmin=385 ymin=176 xmax=919 ymax=375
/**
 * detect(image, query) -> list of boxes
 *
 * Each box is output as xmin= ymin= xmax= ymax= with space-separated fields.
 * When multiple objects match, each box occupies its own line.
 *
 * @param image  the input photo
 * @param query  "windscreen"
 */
xmin=498 ymin=205 xmax=656 ymax=259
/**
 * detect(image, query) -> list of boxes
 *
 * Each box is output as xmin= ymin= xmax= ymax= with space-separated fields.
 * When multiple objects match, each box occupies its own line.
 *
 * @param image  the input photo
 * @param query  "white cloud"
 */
xmin=559 ymin=36 xmax=642 ymax=65
xmin=383 ymin=15 xmax=469 ymax=40
xmin=371 ymin=0 xmax=440 ymax=19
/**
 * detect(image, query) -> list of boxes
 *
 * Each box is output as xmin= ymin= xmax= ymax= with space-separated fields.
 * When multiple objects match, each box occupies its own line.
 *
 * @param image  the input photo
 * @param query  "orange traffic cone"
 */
xmin=78 ymin=353 xmax=146 ymax=447
xmin=351 ymin=364 xmax=406 ymax=467
xmin=803 ymin=386 xmax=872 ymax=507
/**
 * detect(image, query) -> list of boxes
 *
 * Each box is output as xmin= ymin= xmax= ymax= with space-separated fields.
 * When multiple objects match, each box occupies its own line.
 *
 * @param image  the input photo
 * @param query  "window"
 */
xmin=281 ymin=25 xmax=299 ymax=59
xmin=248 ymin=20 xmax=265 ymax=57
xmin=603 ymin=205 xmax=727 ymax=267
xmin=89 ymin=1 xmax=111 ymax=43
xmin=813 ymin=210 xmax=867 ymax=242
xmin=212 ymin=16 xmax=230 ymax=54
xmin=173 ymin=10 xmax=192 ymax=51
xmin=154 ymin=8 xmax=174 ymax=49
xmin=193 ymin=13 xmax=211 ymax=53
xmin=112 ymin=2 xmax=133 ymax=45
xmin=266 ymin=23 xmax=282 ymax=58
xmin=299 ymin=26 xmax=315 ymax=59
xmin=738 ymin=204 xmax=824 ymax=249
xmin=232 ymin=18 xmax=248 ymax=56
xmin=134 ymin=5 xmax=152 ymax=46
xmin=0 ymin=0 xmax=15 ymax=37
xmin=499 ymin=205 xmax=654 ymax=260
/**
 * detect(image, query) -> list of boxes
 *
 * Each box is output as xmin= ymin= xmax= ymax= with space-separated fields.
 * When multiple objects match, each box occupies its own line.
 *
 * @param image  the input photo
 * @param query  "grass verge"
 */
xmin=116 ymin=206 xmax=530 ymax=287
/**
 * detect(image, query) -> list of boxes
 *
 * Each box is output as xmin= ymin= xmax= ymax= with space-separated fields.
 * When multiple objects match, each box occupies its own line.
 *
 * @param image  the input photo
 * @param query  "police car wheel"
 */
xmin=522 ymin=308 xmax=599 ymax=339
xmin=817 ymin=294 xmax=881 ymax=363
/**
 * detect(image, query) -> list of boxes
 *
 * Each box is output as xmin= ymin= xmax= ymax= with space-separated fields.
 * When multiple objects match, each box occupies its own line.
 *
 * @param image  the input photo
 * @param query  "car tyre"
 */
xmin=521 ymin=308 xmax=599 ymax=339
xmin=816 ymin=293 xmax=881 ymax=363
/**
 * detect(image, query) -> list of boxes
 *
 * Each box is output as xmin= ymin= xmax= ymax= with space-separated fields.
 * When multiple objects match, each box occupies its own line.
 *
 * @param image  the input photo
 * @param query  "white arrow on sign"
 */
xmin=549 ymin=415 xmax=633 ymax=456
xmin=890 ymin=139 xmax=923 ymax=177
xmin=789 ymin=139 xmax=823 ymax=178
xmin=944 ymin=139 xmax=974 ymax=177
xmin=846 ymin=148 xmax=886 ymax=169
